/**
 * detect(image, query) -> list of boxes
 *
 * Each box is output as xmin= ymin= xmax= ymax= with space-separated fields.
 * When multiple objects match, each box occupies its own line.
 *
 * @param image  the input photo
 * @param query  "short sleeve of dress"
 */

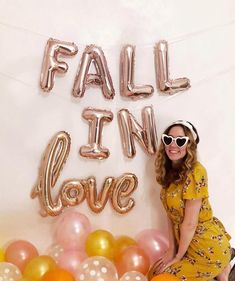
xmin=183 ymin=162 xmax=209 ymax=200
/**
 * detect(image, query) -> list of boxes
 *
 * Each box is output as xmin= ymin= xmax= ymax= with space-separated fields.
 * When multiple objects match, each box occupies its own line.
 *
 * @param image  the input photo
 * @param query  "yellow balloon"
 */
xmin=23 ymin=255 xmax=56 ymax=281
xmin=18 ymin=278 xmax=36 ymax=281
xmin=0 ymin=248 xmax=5 ymax=261
xmin=85 ymin=229 xmax=115 ymax=260
xmin=114 ymin=235 xmax=137 ymax=258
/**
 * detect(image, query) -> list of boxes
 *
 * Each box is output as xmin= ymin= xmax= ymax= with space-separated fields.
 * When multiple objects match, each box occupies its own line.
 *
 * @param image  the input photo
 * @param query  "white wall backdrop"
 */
xmin=0 ymin=0 xmax=235 ymax=253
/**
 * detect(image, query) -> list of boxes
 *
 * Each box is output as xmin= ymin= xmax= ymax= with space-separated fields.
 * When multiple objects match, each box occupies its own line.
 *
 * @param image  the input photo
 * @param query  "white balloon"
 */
xmin=120 ymin=271 xmax=148 ymax=281
xmin=75 ymin=256 xmax=118 ymax=281
xmin=0 ymin=262 xmax=22 ymax=281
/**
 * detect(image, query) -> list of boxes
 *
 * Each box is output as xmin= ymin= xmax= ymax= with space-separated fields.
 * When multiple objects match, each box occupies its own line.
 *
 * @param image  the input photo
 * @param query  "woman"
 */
xmin=149 ymin=120 xmax=232 ymax=281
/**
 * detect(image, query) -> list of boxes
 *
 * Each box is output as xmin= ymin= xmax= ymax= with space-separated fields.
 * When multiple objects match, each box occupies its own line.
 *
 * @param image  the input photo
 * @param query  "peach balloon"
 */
xmin=5 ymin=240 xmax=39 ymax=272
xmin=42 ymin=268 xmax=75 ymax=281
xmin=151 ymin=273 xmax=180 ymax=281
xmin=23 ymin=255 xmax=56 ymax=281
xmin=115 ymin=246 xmax=150 ymax=277
xmin=114 ymin=236 xmax=137 ymax=259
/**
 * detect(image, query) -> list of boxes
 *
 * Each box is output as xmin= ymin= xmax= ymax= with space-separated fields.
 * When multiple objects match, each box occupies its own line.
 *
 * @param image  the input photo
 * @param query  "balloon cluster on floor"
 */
xmin=0 ymin=209 xmax=179 ymax=281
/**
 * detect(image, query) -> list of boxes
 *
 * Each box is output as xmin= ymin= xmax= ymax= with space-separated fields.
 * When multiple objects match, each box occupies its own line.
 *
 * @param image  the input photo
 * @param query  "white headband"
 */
xmin=171 ymin=120 xmax=198 ymax=141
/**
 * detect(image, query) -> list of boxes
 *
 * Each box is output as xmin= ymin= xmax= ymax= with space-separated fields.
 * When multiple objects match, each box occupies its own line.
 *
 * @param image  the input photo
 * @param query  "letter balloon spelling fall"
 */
xmin=120 ymin=45 xmax=154 ymax=100
xmin=40 ymin=38 xmax=78 ymax=91
xmin=155 ymin=40 xmax=190 ymax=94
xmin=73 ymin=44 xmax=115 ymax=99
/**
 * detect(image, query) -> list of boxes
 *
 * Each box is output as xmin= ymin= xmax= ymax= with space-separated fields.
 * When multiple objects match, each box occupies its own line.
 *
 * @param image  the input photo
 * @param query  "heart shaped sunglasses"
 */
xmin=162 ymin=134 xmax=189 ymax=148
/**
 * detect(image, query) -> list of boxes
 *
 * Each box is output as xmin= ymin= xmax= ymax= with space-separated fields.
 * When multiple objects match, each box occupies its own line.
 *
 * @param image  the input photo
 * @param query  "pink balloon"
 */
xmin=5 ymin=240 xmax=39 ymax=272
xmin=54 ymin=210 xmax=91 ymax=250
xmin=57 ymin=249 xmax=87 ymax=276
xmin=136 ymin=229 xmax=169 ymax=265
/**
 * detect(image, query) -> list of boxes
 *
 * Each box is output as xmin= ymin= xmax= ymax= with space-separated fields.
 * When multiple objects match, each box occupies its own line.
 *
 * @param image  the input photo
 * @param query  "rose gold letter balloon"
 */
xmin=31 ymin=131 xmax=71 ymax=216
xmin=111 ymin=173 xmax=138 ymax=214
xmin=118 ymin=106 xmax=158 ymax=158
xmin=73 ymin=45 xmax=115 ymax=99
xmin=120 ymin=45 xmax=154 ymax=100
xmin=40 ymin=38 xmax=78 ymax=92
xmin=60 ymin=179 xmax=86 ymax=206
xmin=79 ymin=107 xmax=113 ymax=159
xmin=155 ymin=40 xmax=190 ymax=94
xmin=85 ymin=176 xmax=115 ymax=213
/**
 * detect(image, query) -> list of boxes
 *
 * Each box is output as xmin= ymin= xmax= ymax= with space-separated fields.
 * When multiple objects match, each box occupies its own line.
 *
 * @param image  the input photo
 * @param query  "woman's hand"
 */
xmin=147 ymin=248 xmax=176 ymax=280
xmin=161 ymin=256 xmax=181 ymax=272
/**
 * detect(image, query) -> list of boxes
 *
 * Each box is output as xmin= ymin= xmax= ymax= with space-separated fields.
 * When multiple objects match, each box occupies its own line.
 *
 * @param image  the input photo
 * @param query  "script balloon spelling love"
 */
xmin=31 ymin=131 xmax=138 ymax=216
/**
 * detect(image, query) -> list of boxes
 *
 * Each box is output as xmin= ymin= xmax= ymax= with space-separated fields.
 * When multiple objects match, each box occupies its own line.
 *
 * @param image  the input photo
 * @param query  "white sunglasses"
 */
xmin=162 ymin=134 xmax=189 ymax=148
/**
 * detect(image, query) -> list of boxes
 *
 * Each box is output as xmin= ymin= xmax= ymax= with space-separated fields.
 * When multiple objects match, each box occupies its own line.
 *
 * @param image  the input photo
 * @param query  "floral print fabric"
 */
xmin=160 ymin=162 xmax=231 ymax=281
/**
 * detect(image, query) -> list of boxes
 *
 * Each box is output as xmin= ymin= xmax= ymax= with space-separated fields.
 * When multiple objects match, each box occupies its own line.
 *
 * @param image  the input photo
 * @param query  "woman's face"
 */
xmin=164 ymin=125 xmax=188 ymax=164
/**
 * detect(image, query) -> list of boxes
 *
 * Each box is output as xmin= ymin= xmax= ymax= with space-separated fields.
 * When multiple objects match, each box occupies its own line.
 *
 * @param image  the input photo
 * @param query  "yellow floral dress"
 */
xmin=160 ymin=162 xmax=231 ymax=281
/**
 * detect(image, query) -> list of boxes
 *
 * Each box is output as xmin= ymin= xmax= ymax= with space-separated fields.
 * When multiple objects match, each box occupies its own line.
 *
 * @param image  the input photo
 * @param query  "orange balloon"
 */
xmin=42 ymin=268 xmax=75 ymax=281
xmin=114 ymin=235 xmax=137 ymax=259
xmin=115 ymin=245 xmax=150 ymax=276
xmin=23 ymin=255 xmax=56 ymax=281
xmin=85 ymin=230 xmax=115 ymax=260
xmin=151 ymin=274 xmax=180 ymax=281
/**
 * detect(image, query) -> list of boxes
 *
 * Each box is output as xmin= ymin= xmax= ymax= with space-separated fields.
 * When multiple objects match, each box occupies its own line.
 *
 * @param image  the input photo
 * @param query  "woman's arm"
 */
xmin=167 ymin=216 xmax=177 ymax=256
xmin=159 ymin=198 xmax=202 ymax=272
xmin=176 ymin=198 xmax=202 ymax=259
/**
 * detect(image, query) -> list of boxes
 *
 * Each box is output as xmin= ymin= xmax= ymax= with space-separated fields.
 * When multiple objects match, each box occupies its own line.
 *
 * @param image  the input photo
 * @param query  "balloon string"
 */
xmin=0 ymin=71 xmax=72 ymax=105
xmin=1 ymin=65 xmax=235 ymax=107
xmin=0 ymin=20 xmax=235 ymax=49
xmin=159 ymin=65 xmax=235 ymax=104
xmin=0 ymin=21 xmax=49 ymax=39
xmin=170 ymin=20 xmax=235 ymax=44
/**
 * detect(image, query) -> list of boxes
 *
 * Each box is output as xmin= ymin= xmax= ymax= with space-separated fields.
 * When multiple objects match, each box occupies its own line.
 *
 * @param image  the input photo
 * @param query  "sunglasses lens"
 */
xmin=176 ymin=137 xmax=187 ymax=147
xmin=163 ymin=135 xmax=173 ymax=145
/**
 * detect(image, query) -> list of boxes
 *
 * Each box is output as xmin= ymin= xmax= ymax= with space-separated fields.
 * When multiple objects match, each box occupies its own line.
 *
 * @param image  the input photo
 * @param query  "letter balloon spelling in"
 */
xmin=79 ymin=107 xmax=113 ymax=160
xmin=155 ymin=40 xmax=190 ymax=94
xmin=73 ymin=45 xmax=115 ymax=99
xmin=120 ymin=45 xmax=154 ymax=100
xmin=40 ymin=38 xmax=78 ymax=91
xmin=118 ymin=106 xmax=158 ymax=158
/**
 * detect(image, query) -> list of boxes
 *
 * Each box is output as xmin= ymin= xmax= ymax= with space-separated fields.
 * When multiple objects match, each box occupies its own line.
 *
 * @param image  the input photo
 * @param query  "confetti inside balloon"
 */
xmin=0 ymin=262 xmax=22 ymax=281
xmin=75 ymin=256 xmax=118 ymax=281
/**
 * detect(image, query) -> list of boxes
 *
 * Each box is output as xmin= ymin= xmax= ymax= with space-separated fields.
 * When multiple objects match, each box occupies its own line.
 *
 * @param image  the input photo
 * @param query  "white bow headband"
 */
xmin=171 ymin=120 xmax=198 ymax=142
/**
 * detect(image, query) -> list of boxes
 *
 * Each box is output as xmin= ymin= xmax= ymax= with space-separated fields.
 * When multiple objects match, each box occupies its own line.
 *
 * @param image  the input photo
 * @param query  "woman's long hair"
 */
xmin=155 ymin=124 xmax=198 ymax=188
